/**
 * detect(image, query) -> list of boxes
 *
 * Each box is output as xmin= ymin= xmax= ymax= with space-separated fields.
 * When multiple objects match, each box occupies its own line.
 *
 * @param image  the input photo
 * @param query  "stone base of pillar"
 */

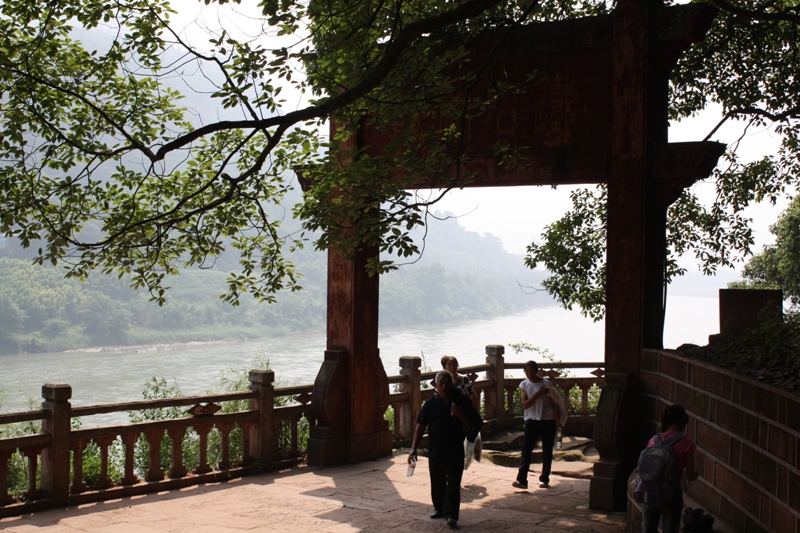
xmin=590 ymin=459 xmax=631 ymax=511
xmin=307 ymin=432 xmax=348 ymax=467
xmin=307 ymin=428 xmax=393 ymax=466
xmin=347 ymin=429 xmax=393 ymax=463
xmin=588 ymin=372 xmax=638 ymax=512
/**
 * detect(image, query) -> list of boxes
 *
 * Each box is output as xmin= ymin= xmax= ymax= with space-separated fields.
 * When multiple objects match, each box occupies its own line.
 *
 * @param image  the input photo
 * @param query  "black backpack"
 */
xmin=682 ymin=507 xmax=715 ymax=532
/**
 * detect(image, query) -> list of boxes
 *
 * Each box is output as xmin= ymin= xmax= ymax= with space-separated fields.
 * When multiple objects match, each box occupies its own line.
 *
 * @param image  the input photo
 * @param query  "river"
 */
xmin=0 ymin=295 xmax=718 ymax=424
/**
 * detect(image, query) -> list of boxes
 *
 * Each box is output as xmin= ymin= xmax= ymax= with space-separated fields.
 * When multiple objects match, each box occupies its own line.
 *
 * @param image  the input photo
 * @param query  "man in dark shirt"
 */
xmin=408 ymin=370 xmax=483 ymax=528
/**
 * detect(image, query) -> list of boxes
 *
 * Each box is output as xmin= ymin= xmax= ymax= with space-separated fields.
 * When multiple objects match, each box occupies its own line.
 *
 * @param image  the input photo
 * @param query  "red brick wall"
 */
xmin=641 ymin=349 xmax=800 ymax=533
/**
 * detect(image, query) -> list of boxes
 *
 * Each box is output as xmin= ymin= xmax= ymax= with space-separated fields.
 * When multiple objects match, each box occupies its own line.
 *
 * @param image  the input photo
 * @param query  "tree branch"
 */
xmin=708 ymin=0 xmax=800 ymax=25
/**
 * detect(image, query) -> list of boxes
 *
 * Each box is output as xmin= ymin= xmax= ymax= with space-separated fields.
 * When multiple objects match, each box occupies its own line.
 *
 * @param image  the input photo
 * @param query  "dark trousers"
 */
xmin=428 ymin=455 xmax=464 ymax=520
xmin=642 ymin=489 xmax=684 ymax=533
xmin=516 ymin=419 xmax=557 ymax=484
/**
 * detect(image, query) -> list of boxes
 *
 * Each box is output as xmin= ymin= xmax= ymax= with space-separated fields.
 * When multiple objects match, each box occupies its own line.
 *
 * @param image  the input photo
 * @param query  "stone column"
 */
xmin=248 ymin=369 xmax=275 ymax=466
xmin=484 ymin=345 xmax=505 ymax=420
xmin=41 ymin=383 xmax=72 ymax=504
xmin=398 ymin=356 xmax=422 ymax=442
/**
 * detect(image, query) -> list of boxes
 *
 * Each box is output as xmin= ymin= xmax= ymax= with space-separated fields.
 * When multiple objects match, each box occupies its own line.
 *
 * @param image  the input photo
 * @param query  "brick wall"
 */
xmin=640 ymin=349 xmax=800 ymax=533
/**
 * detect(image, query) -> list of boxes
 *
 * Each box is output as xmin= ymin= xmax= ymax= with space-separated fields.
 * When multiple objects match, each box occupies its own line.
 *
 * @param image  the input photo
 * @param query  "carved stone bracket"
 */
xmin=590 ymin=372 xmax=639 ymax=511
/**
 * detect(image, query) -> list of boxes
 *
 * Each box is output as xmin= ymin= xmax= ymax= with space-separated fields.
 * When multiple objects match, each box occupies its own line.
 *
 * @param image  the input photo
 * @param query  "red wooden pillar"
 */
xmin=604 ymin=0 xmax=649 ymax=378
xmin=591 ymin=0 xmax=650 ymax=511
xmin=307 ymin=235 xmax=392 ymax=466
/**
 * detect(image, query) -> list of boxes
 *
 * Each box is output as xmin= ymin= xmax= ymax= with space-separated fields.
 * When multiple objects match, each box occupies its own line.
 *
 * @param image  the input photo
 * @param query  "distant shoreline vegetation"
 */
xmin=0 ymin=257 xmax=549 ymax=356
xmin=0 ymin=212 xmax=552 ymax=355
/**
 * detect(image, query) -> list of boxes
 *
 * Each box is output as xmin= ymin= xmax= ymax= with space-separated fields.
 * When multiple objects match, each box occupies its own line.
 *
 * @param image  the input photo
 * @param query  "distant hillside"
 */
xmin=0 ymin=212 xmax=551 ymax=354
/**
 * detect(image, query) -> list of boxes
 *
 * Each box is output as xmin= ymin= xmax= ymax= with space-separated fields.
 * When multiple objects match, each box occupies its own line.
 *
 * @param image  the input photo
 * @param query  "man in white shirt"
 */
xmin=512 ymin=360 xmax=559 ymax=489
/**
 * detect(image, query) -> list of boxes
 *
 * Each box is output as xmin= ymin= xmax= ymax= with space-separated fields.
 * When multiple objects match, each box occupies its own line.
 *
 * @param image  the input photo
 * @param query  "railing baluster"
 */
xmin=392 ymin=403 xmax=401 ymax=440
xmin=22 ymin=446 xmax=44 ymax=500
xmin=93 ymin=436 xmax=115 ymax=490
xmin=559 ymin=380 xmax=574 ymax=413
xmin=120 ymin=433 xmax=139 ymax=486
xmin=0 ymin=449 xmax=15 ymax=505
xmin=193 ymin=424 xmax=213 ymax=475
xmin=505 ymin=385 xmax=515 ymax=416
xmin=167 ymin=428 xmax=187 ymax=478
xmin=144 ymin=430 xmax=165 ymax=482
xmin=581 ymin=384 xmax=590 ymax=415
xmin=70 ymin=440 xmax=88 ymax=494
xmin=240 ymin=421 xmax=252 ymax=460
xmin=216 ymin=422 xmax=234 ymax=471
xmin=290 ymin=415 xmax=299 ymax=455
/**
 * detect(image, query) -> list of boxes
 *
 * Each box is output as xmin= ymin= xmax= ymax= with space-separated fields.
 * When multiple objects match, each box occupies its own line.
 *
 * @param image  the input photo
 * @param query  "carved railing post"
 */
xmin=484 ymin=345 xmax=505 ymax=419
xmin=398 ymin=356 xmax=421 ymax=442
xmin=41 ymin=383 xmax=72 ymax=504
xmin=248 ymin=369 xmax=275 ymax=467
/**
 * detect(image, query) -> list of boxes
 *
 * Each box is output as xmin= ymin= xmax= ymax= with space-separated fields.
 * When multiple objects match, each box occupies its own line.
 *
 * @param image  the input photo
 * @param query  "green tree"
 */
xmin=526 ymin=0 xmax=800 ymax=321
xmin=738 ymin=195 xmax=800 ymax=304
xmin=0 ymin=0 xmax=559 ymax=307
xmin=4 ymin=0 xmax=794 ymax=329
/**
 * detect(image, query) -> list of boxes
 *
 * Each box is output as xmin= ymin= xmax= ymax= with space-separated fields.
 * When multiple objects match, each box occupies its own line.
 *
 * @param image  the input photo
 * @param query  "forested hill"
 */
xmin=0 ymin=213 xmax=551 ymax=355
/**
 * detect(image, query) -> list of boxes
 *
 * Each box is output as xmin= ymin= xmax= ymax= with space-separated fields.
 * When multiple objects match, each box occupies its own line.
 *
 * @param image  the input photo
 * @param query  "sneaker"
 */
xmin=512 ymin=480 xmax=528 ymax=489
xmin=539 ymin=481 xmax=549 ymax=488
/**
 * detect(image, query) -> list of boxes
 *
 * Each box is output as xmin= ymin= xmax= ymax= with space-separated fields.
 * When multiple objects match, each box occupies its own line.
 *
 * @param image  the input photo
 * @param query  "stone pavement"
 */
xmin=0 ymin=450 xmax=628 ymax=532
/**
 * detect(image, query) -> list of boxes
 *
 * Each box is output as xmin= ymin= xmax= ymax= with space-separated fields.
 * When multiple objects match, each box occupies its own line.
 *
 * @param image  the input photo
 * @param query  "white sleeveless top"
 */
xmin=520 ymin=379 xmax=556 ymax=421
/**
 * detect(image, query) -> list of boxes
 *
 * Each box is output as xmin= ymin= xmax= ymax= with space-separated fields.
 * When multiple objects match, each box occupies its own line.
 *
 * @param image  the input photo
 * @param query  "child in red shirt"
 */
xmin=641 ymin=404 xmax=698 ymax=533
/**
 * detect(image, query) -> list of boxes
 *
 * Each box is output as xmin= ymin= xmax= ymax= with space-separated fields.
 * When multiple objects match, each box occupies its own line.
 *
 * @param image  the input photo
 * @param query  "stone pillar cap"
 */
xmin=399 ymin=356 xmax=421 ymax=369
xmin=42 ymin=383 xmax=72 ymax=401
xmin=248 ymin=369 xmax=275 ymax=384
xmin=485 ymin=344 xmax=505 ymax=356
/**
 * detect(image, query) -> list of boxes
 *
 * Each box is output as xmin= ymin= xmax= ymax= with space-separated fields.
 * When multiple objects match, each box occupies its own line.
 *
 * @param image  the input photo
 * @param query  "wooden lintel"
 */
xmin=411 ymin=141 xmax=724 ymax=191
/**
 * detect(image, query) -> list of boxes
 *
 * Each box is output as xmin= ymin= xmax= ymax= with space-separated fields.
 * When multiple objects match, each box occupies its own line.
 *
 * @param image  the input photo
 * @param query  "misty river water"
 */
xmin=0 ymin=295 xmax=719 ymax=425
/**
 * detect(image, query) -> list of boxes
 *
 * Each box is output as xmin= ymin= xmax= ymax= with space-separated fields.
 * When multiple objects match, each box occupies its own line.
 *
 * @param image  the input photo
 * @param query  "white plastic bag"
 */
xmin=464 ymin=439 xmax=475 ymax=470
xmin=464 ymin=433 xmax=482 ymax=470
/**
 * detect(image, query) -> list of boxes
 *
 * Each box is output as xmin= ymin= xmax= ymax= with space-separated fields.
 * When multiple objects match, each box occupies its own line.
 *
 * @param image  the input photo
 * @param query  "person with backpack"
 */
xmin=638 ymin=404 xmax=699 ymax=533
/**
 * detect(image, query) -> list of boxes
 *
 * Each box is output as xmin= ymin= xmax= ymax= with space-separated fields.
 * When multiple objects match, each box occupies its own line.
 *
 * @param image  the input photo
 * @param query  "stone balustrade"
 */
xmin=0 ymin=345 xmax=604 ymax=518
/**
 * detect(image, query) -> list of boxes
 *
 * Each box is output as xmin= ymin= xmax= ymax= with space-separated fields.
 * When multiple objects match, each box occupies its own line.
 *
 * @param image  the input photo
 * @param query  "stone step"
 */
xmin=483 ymin=430 xmax=592 ymax=454
xmin=481 ymin=428 xmax=524 ymax=451
xmin=479 ymin=434 xmax=598 ymax=479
